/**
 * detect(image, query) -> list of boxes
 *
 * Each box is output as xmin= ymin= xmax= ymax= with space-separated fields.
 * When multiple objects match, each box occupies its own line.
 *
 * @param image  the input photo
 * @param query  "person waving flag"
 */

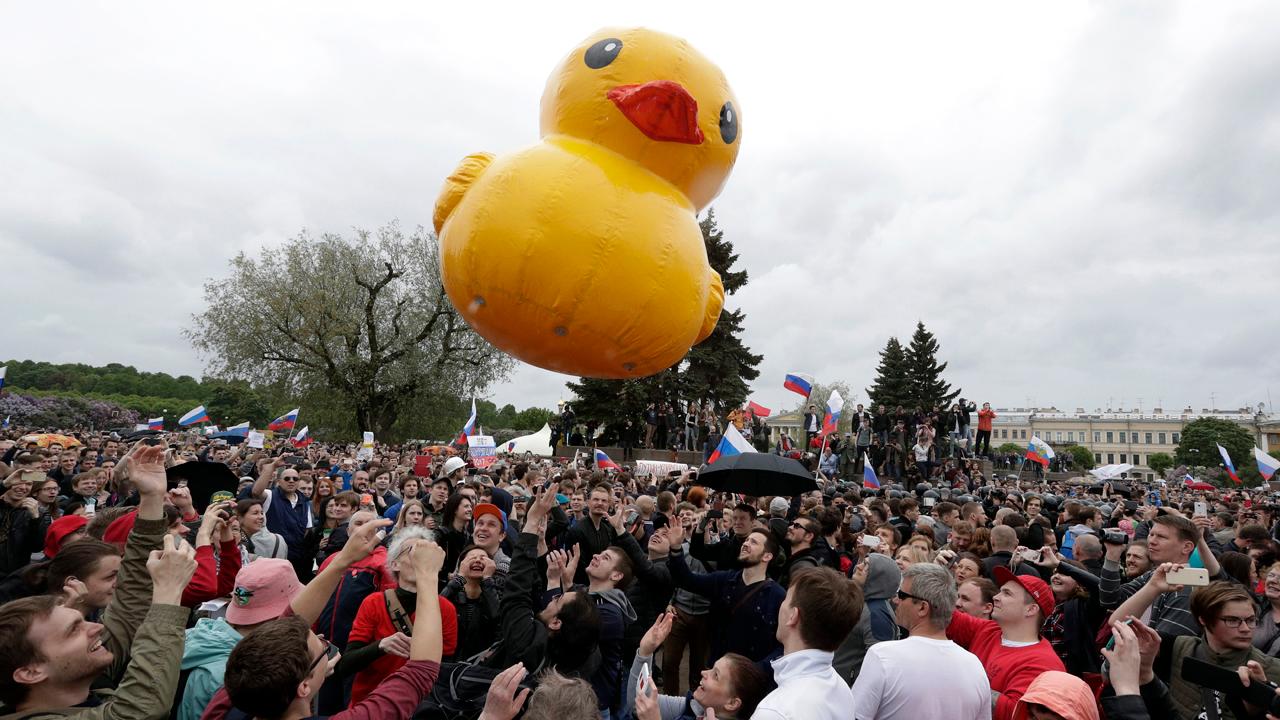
xmin=821 ymin=390 xmax=843 ymax=437
xmin=708 ymin=425 xmax=756 ymax=463
xmin=1025 ymin=436 xmax=1054 ymax=466
xmin=1255 ymin=448 xmax=1280 ymax=482
xmin=455 ymin=398 xmax=477 ymax=445
xmin=863 ymin=453 xmax=880 ymax=489
xmin=1218 ymin=444 xmax=1242 ymax=484
xmin=291 ymin=426 xmax=312 ymax=448
xmin=179 ymin=405 xmax=210 ymax=427
xmin=594 ymin=448 xmax=620 ymax=471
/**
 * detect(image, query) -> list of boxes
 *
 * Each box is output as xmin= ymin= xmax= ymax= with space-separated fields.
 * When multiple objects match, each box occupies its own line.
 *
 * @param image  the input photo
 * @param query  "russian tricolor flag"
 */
xmin=268 ymin=409 xmax=299 ymax=432
xmin=1254 ymin=448 xmax=1280 ymax=482
xmin=1218 ymin=444 xmax=1242 ymax=485
xmin=291 ymin=426 xmax=312 ymax=448
xmin=455 ymin=399 xmax=477 ymax=445
xmin=783 ymin=373 xmax=815 ymax=398
xmin=821 ymin=390 xmax=843 ymax=437
xmin=0 ymin=365 xmax=7 ymax=391
xmin=226 ymin=421 xmax=251 ymax=437
xmin=147 ymin=417 xmax=164 ymax=431
xmin=708 ymin=425 xmax=757 ymax=463
xmin=863 ymin=453 xmax=880 ymax=489
xmin=1026 ymin=436 xmax=1054 ymax=467
xmin=594 ymin=448 xmax=621 ymax=471
xmin=179 ymin=405 xmax=210 ymax=426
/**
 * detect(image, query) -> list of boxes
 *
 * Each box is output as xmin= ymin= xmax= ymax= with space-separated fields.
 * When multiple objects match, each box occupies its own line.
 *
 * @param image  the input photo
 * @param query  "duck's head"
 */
xmin=540 ymin=27 xmax=741 ymax=211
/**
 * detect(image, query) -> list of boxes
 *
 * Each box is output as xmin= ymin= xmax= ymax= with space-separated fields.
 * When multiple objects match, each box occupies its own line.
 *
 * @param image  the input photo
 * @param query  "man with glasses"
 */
xmin=853 ymin=564 xmax=990 ymax=719
xmin=781 ymin=516 xmax=821 ymax=587
xmin=946 ymin=567 xmax=1064 ymax=720
xmin=248 ymin=457 xmax=315 ymax=581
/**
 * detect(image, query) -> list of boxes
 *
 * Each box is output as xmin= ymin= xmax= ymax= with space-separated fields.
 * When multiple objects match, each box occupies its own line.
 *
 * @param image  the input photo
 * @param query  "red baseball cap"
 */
xmin=993 ymin=566 xmax=1056 ymax=618
xmin=44 ymin=515 xmax=89 ymax=558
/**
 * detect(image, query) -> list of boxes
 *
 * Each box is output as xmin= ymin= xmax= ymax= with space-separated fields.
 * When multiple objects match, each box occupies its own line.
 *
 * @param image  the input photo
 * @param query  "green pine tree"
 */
xmin=905 ymin=321 xmax=960 ymax=409
xmin=566 ymin=208 xmax=760 ymax=434
xmin=865 ymin=337 xmax=911 ymax=409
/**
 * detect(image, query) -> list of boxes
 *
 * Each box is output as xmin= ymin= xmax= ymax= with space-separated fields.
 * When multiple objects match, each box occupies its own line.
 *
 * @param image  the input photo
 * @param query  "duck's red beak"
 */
xmin=607 ymin=81 xmax=704 ymax=145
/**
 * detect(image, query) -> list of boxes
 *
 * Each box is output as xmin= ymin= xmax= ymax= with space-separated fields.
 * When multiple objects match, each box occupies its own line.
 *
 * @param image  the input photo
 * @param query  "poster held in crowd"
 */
xmin=468 ymin=435 xmax=497 ymax=468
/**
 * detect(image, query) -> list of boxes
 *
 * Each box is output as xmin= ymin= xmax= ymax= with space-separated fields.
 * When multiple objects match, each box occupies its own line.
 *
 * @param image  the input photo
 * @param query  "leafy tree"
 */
xmin=1147 ymin=452 xmax=1175 ymax=478
xmin=203 ymin=380 xmax=271 ymax=428
xmin=188 ymin=223 xmax=514 ymax=439
xmin=904 ymin=322 xmax=960 ymax=409
xmin=1063 ymin=445 xmax=1095 ymax=470
xmin=1175 ymin=417 xmax=1256 ymax=485
xmin=567 ymin=209 xmax=760 ymax=431
xmin=996 ymin=442 xmax=1024 ymax=455
xmin=866 ymin=337 xmax=911 ymax=409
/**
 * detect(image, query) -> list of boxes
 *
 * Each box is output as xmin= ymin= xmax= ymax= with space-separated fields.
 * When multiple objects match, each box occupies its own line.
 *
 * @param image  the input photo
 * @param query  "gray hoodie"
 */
xmin=832 ymin=553 xmax=902 ymax=685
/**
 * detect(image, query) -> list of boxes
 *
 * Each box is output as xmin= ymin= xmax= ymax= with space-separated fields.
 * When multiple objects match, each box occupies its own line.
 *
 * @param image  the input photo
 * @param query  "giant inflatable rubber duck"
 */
xmin=433 ymin=27 xmax=741 ymax=379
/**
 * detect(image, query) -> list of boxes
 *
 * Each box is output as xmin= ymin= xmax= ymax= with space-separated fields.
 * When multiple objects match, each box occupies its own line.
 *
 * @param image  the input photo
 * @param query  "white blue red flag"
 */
xmin=225 ymin=421 xmax=251 ymax=437
xmin=821 ymin=390 xmax=843 ymax=437
xmin=863 ymin=454 xmax=880 ymax=489
xmin=594 ymin=448 xmax=620 ymax=471
xmin=1255 ymin=448 xmax=1280 ymax=482
xmin=291 ymin=426 xmax=312 ymax=448
xmin=783 ymin=373 xmax=814 ymax=398
xmin=147 ymin=417 xmax=164 ymax=431
xmin=455 ymin=399 xmax=477 ymax=445
xmin=1218 ymin=444 xmax=1242 ymax=484
xmin=708 ymin=425 xmax=756 ymax=463
xmin=268 ymin=409 xmax=299 ymax=432
xmin=0 ymin=366 xmax=6 ymax=391
xmin=179 ymin=405 xmax=210 ymax=426
xmin=1026 ymin=436 xmax=1054 ymax=467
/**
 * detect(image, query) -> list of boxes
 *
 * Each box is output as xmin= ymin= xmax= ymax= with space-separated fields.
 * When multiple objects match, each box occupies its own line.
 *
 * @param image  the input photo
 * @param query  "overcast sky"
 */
xmin=4 ymin=2 xmax=1278 ymax=419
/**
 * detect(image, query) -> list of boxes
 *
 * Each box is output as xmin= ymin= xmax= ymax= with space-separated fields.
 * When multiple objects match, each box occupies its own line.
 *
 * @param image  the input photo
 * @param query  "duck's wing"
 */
xmin=695 ymin=270 xmax=725 ymax=344
xmin=433 ymin=152 xmax=495 ymax=234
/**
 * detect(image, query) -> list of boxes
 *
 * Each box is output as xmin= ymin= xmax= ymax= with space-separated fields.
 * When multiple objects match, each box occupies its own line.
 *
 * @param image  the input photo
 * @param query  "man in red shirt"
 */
xmin=946 ymin=566 xmax=1064 ymax=720
xmin=975 ymin=403 xmax=997 ymax=458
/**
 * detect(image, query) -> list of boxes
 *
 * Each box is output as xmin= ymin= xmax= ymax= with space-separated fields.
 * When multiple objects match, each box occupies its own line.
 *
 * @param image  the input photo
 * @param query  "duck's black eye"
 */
xmin=719 ymin=101 xmax=738 ymax=144
xmin=584 ymin=38 xmax=623 ymax=69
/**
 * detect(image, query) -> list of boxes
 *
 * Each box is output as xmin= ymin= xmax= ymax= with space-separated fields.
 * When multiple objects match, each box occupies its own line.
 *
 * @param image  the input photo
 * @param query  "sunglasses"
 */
xmin=896 ymin=589 xmax=927 ymax=603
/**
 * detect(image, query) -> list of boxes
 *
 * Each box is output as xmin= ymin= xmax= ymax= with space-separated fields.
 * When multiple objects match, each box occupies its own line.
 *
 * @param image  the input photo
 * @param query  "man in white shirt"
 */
xmin=853 ymin=563 xmax=991 ymax=719
xmin=753 ymin=567 xmax=859 ymax=719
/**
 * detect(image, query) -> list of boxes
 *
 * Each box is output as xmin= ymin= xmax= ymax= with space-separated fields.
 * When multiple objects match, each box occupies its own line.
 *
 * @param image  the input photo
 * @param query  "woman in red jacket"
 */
xmin=336 ymin=525 xmax=457 ymax=706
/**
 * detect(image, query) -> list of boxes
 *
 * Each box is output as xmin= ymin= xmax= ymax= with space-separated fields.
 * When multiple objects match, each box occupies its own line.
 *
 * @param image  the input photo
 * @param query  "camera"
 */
xmin=1103 ymin=530 xmax=1128 ymax=546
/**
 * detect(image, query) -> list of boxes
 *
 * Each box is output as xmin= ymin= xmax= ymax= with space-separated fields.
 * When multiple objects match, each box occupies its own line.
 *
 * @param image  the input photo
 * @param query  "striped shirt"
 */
xmin=1098 ymin=559 xmax=1216 ymax=637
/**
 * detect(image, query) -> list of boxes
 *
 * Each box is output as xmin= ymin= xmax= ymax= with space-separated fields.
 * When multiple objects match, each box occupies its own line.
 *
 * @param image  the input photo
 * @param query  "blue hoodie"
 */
xmin=178 ymin=617 xmax=244 ymax=720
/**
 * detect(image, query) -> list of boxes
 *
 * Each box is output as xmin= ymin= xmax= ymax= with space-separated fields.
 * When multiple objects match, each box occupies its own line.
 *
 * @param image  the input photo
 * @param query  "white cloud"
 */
xmin=2 ymin=1 xmax=1277 ymax=419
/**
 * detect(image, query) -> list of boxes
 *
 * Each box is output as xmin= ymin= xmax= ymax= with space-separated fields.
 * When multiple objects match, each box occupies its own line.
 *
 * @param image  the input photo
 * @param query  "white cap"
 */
xmin=442 ymin=456 xmax=467 ymax=476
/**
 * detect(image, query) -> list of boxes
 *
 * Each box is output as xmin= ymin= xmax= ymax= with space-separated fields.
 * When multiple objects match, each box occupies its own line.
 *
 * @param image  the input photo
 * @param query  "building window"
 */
xmin=1135 ymin=454 xmax=1143 ymax=465
xmin=1106 ymin=431 xmax=1114 ymax=443
xmin=1108 ymin=453 xmax=1115 ymax=464
xmin=1120 ymin=453 xmax=1127 ymax=463
xmin=1056 ymin=431 xmax=1063 ymax=442
xmin=1094 ymin=431 xmax=1101 ymax=443
xmin=1095 ymin=453 xmax=1102 ymax=464
xmin=1021 ymin=430 xmax=1027 ymax=439
xmin=1158 ymin=432 xmax=1166 ymax=444
xmin=1001 ymin=429 xmax=1008 ymax=439
xmin=1172 ymin=432 xmax=1181 ymax=443
xmin=1131 ymin=432 xmax=1139 ymax=443
xmin=1145 ymin=432 xmax=1153 ymax=444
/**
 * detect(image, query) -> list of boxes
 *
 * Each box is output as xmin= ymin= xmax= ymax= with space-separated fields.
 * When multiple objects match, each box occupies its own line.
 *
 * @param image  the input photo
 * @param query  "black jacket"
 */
xmin=0 ymin=502 xmax=43 ymax=576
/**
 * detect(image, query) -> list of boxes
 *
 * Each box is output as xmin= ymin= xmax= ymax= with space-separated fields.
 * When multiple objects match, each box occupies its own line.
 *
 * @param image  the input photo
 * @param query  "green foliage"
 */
xmin=866 ymin=337 xmax=911 ymax=409
xmin=905 ymin=322 xmax=961 ymax=409
xmin=996 ymin=442 xmax=1024 ymax=455
xmin=566 ymin=209 xmax=761 ymax=432
xmin=1175 ymin=417 xmax=1257 ymax=485
xmin=1147 ymin=452 xmax=1176 ymax=478
xmin=187 ymin=222 xmax=514 ymax=439
xmin=1063 ymin=444 xmax=1095 ymax=470
xmin=2 ymin=359 xmax=205 ymax=402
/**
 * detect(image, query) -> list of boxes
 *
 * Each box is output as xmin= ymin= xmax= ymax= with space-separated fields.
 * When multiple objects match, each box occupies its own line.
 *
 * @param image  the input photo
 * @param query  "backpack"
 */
xmin=411 ymin=659 xmax=537 ymax=720
xmin=315 ymin=563 xmax=382 ymax=650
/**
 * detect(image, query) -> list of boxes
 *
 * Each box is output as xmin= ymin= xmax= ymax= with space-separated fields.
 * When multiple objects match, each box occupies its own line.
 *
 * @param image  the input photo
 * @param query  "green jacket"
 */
xmin=0 ymin=516 xmax=191 ymax=720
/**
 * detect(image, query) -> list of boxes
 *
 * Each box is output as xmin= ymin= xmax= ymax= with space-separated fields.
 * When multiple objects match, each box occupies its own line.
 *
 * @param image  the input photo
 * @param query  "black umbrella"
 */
xmin=697 ymin=453 xmax=817 ymax=497
xmin=208 ymin=431 xmax=249 ymax=445
xmin=167 ymin=461 xmax=241 ymax=512
xmin=123 ymin=429 xmax=163 ymax=441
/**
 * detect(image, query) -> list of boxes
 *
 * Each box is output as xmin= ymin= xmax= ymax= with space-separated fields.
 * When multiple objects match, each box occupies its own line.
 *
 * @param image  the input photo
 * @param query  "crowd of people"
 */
xmin=3 ymin=417 xmax=1280 ymax=720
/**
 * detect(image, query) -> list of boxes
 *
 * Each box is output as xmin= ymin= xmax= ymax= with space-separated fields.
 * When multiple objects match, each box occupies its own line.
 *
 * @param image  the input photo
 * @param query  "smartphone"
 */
xmin=1019 ymin=549 xmax=1040 ymax=562
xmin=637 ymin=662 xmax=652 ymax=696
xmin=1194 ymin=502 xmax=1208 ymax=517
xmin=860 ymin=534 xmax=882 ymax=548
xmin=1103 ymin=617 xmax=1134 ymax=651
xmin=1165 ymin=567 xmax=1211 ymax=586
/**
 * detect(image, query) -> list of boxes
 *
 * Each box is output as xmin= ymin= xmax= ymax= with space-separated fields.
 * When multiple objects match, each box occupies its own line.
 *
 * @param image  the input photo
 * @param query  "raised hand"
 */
xmin=1102 ymin=620 xmax=1142 ymax=695
xmin=337 ymin=518 xmax=392 ymax=567
xmin=639 ymin=610 xmax=674 ymax=656
xmin=667 ymin=520 xmax=686 ymax=550
xmin=478 ymin=663 xmax=531 ymax=720
xmin=131 ymin=444 xmax=169 ymax=498
xmin=148 ymin=534 xmax=198 ymax=604
xmin=411 ymin=540 xmax=447 ymax=576
xmin=562 ymin=544 xmax=581 ymax=584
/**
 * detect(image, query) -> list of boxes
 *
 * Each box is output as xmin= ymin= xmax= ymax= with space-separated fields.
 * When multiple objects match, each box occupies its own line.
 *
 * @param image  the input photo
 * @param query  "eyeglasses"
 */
xmin=307 ymin=638 xmax=339 ymax=677
xmin=1216 ymin=615 xmax=1259 ymax=629
xmin=790 ymin=522 xmax=813 ymax=533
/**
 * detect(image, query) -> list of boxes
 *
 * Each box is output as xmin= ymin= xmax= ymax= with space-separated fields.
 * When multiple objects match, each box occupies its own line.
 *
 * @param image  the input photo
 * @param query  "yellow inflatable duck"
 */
xmin=433 ymin=27 xmax=741 ymax=379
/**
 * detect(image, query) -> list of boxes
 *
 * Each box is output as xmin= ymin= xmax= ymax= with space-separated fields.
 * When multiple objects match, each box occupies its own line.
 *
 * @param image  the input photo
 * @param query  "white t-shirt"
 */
xmin=852 ymin=635 xmax=991 ymax=720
